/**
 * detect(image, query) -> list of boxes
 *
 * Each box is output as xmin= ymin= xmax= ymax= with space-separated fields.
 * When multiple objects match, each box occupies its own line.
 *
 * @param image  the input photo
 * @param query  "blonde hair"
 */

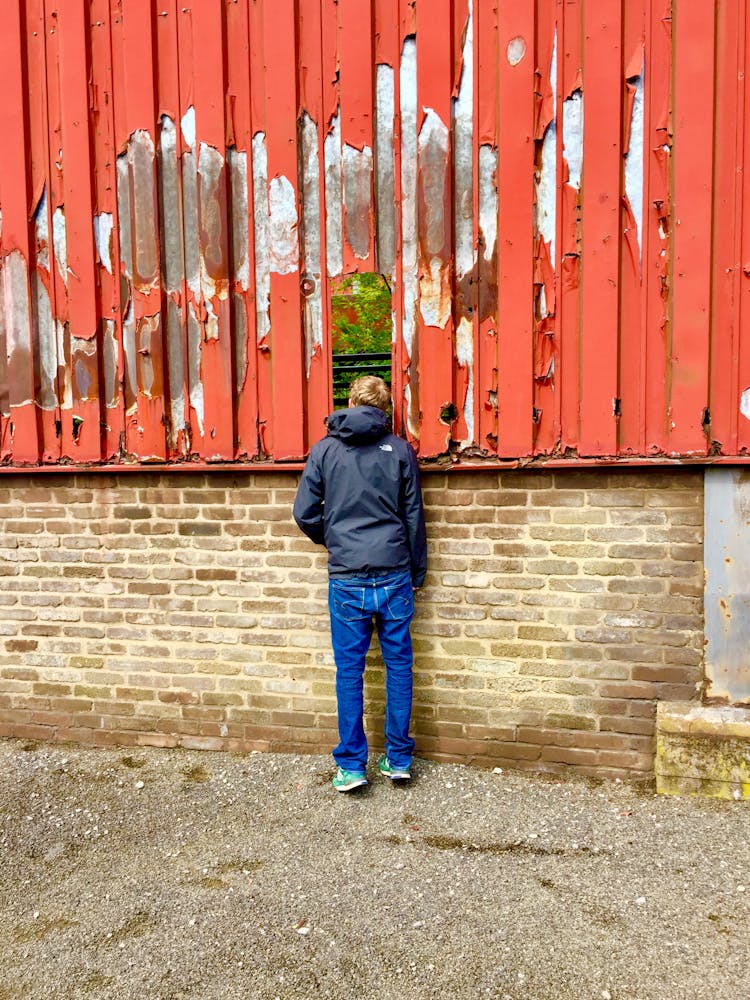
xmin=349 ymin=375 xmax=391 ymax=412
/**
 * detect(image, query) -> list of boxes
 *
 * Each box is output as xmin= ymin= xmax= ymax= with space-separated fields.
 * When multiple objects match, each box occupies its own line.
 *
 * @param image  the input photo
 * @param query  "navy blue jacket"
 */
xmin=293 ymin=406 xmax=427 ymax=587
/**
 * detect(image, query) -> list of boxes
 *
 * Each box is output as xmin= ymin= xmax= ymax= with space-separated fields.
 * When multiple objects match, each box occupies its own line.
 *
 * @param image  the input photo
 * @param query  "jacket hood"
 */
xmin=327 ymin=405 xmax=390 ymax=444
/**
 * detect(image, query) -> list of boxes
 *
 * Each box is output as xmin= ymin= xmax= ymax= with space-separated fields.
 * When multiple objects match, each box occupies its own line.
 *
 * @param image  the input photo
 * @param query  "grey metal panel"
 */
xmin=704 ymin=468 xmax=750 ymax=705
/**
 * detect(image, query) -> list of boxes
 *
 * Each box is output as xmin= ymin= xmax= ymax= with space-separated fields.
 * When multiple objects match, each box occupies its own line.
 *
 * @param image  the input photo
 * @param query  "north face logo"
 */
xmin=379 ymin=444 xmax=393 ymax=452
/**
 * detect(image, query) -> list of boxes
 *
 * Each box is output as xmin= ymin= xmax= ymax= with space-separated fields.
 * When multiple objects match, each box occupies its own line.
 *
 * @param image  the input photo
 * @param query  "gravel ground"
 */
xmin=0 ymin=740 xmax=748 ymax=1000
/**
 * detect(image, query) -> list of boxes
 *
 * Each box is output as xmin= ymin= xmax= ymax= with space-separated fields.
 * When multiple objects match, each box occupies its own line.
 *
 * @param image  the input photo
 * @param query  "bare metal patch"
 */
xmin=198 ymin=142 xmax=227 ymax=303
xmin=180 ymin=106 xmax=196 ymax=152
xmin=228 ymin=148 xmax=250 ymax=291
xmin=233 ymin=292 xmax=247 ymax=394
xmin=563 ymin=91 xmax=583 ymax=191
xmin=158 ymin=116 xmax=186 ymax=293
xmin=58 ymin=319 xmax=72 ymax=411
xmin=536 ymin=31 xmax=557 ymax=264
xmin=1 ymin=251 xmax=33 ymax=406
xmin=343 ymin=143 xmax=373 ymax=260
xmin=300 ymin=113 xmax=323 ymax=377
xmin=375 ymin=64 xmax=396 ymax=276
xmin=507 ymin=37 xmax=526 ymax=66
xmin=624 ymin=58 xmax=645 ymax=261
xmin=129 ymin=130 xmax=159 ymax=288
xmin=324 ymin=111 xmax=343 ymax=278
xmin=72 ymin=337 xmax=96 ymax=400
xmin=478 ymin=145 xmax=498 ymax=262
xmin=33 ymin=273 xmax=58 ymax=409
xmin=122 ymin=297 xmax=137 ymax=413
xmin=419 ymin=256 xmax=451 ymax=329
xmin=116 ymin=153 xmax=133 ymax=281
xmin=400 ymin=37 xmax=419 ymax=437
xmin=268 ymin=175 xmax=299 ymax=275
xmin=252 ymin=132 xmax=271 ymax=343
xmin=102 ymin=318 xmax=118 ymax=408
xmin=137 ymin=317 xmax=157 ymax=396
xmin=418 ymin=109 xmax=451 ymax=329
xmin=454 ymin=0 xmax=474 ymax=282
xmin=52 ymin=208 xmax=68 ymax=288
xmin=166 ymin=297 xmax=185 ymax=440
xmin=456 ymin=316 xmax=475 ymax=445
xmin=34 ymin=188 xmax=50 ymax=271
xmin=93 ymin=212 xmax=114 ymax=275
xmin=187 ymin=301 xmax=204 ymax=434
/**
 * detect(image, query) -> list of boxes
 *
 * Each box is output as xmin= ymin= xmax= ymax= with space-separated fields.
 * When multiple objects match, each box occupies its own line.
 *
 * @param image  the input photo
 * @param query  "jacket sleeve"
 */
xmin=293 ymin=450 xmax=326 ymax=546
xmin=402 ymin=445 xmax=427 ymax=587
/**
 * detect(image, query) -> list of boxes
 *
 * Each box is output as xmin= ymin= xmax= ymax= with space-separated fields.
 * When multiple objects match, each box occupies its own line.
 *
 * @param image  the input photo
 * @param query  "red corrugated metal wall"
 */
xmin=0 ymin=1 xmax=744 ymax=466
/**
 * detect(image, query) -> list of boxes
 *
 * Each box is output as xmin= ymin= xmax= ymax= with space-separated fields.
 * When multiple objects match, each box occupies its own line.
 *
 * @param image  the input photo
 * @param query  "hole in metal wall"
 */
xmin=330 ymin=272 xmax=392 ymax=411
xmin=440 ymin=402 xmax=458 ymax=424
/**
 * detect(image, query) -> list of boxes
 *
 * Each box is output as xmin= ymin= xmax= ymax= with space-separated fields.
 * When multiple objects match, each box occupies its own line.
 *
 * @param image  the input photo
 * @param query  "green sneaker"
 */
xmin=332 ymin=767 xmax=368 ymax=792
xmin=378 ymin=755 xmax=411 ymax=781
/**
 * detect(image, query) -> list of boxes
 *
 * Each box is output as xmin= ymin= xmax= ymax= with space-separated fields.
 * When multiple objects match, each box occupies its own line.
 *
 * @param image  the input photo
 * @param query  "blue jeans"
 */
xmin=328 ymin=569 xmax=416 ymax=773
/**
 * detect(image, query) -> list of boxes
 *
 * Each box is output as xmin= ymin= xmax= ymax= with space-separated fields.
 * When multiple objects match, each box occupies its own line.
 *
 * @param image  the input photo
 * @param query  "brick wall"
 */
xmin=0 ymin=468 xmax=704 ymax=778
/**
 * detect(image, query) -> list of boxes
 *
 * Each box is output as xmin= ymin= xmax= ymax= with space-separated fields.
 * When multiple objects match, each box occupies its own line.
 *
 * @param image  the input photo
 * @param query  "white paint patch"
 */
xmin=456 ymin=316 xmax=475 ymax=445
xmin=34 ymin=188 xmax=50 ymax=271
xmin=324 ymin=111 xmax=343 ymax=277
xmin=536 ymin=31 xmax=557 ymax=265
xmin=251 ymin=131 xmax=271 ymax=343
xmin=300 ymin=112 xmax=323 ymax=376
xmin=181 ymin=105 xmax=196 ymax=152
xmin=454 ymin=0 xmax=474 ymax=280
xmin=93 ymin=212 xmax=114 ymax=274
xmin=228 ymin=149 xmax=250 ymax=290
xmin=375 ymin=64 xmax=396 ymax=276
xmin=562 ymin=90 xmax=584 ymax=191
xmin=741 ymin=388 xmax=750 ymax=422
xmin=507 ymin=37 xmax=526 ymax=66
xmin=400 ymin=37 xmax=418 ymax=365
xmin=478 ymin=145 xmax=498 ymax=262
xmin=624 ymin=59 xmax=645 ymax=261
xmin=268 ymin=175 xmax=299 ymax=275
xmin=52 ymin=207 xmax=68 ymax=287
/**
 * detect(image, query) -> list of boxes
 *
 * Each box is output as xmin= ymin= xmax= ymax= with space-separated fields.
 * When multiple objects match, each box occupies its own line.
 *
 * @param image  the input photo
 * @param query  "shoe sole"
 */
xmin=333 ymin=778 xmax=368 ymax=792
xmin=381 ymin=770 xmax=411 ymax=781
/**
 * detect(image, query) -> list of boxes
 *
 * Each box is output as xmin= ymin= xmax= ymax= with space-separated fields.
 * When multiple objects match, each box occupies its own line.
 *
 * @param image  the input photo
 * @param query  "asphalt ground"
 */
xmin=0 ymin=739 xmax=748 ymax=1000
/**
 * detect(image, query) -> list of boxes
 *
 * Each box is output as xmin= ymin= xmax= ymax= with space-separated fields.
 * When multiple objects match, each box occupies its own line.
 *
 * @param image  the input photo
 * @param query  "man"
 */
xmin=293 ymin=375 xmax=427 ymax=792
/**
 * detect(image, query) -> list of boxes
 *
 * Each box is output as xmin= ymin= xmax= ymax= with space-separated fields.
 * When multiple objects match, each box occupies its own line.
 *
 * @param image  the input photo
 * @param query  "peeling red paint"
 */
xmin=0 ymin=1 xmax=744 ymax=467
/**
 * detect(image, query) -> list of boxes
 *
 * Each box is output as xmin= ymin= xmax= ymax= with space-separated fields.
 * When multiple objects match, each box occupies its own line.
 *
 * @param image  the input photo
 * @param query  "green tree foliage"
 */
xmin=331 ymin=273 xmax=392 ymax=354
